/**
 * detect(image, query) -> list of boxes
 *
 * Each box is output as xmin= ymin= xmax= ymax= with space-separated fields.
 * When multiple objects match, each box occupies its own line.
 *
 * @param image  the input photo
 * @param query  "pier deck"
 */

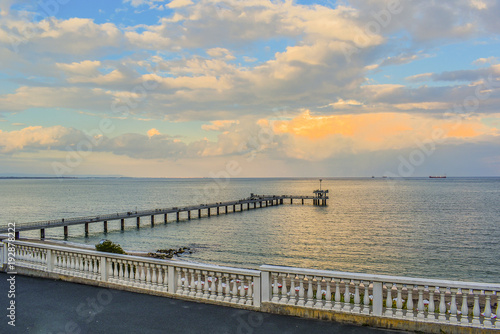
xmin=1 ymin=193 xmax=328 ymax=237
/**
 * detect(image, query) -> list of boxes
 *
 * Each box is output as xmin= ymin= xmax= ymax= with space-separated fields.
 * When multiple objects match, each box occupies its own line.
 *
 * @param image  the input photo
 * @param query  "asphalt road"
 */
xmin=0 ymin=272 xmax=410 ymax=334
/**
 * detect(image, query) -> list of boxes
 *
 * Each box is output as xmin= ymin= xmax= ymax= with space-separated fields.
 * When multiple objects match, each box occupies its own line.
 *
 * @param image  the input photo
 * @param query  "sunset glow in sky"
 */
xmin=0 ymin=0 xmax=499 ymax=177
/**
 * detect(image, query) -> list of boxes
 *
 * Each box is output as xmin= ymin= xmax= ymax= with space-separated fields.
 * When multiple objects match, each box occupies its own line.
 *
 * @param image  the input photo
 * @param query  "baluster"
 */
xmin=238 ymin=276 xmax=246 ymax=305
xmin=107 ymin=259 xmax=114 ymax=283
xmin=395 ymin=284 xmax=403 ymax=318
xmin=151 ymin=265 xmax=158 ymax=289
xmin=133 ymin=262 xmax=141 ymax=287
xmin=483 ymin=291 xmax=492 ymax=328
xmin=195 ymin=271 xmax=203 ymax=298
xmin=176 ymin=268 xmax=183 ymax=295
xmin=352 ymin=280 xmax=361 ymax=313
xmin=145 ymin=264 xmax=152 ymax=287
xmin=189 ymin=269 xmax=196 ymax=297
xmin=438 ymin=287 xmax=447 ymax=322
xmin=78 ymin=256 xmax=84 ymax=276
xmin=406 ymin=285 xmax=414 ymax=319
xmin=209 ymin=273 xmax=217 ymax=300
xmin=449 ymin=288 xmax=458 ymax=324
xmin=384 ymin=283 xmax=393 ymax=317
xmin=288 ymin=275 xmax=297 ymax=305
xmin=343 ymin=279 xmax=352 ymax=312
xmin=117 ymin=260 xmax=124 ymax=282
xmin=231 ymin=275 xmax=239 ymax=303
xmin=314 ymin=277 xmax=324 ymax=308
xmin=156 ymin=265 xmax=163 ymax=290
xmin=460 ymin=289 xmax=469 ymax=325
xmin=324 ymin=278 xmax=332 ymax=310
xmin=183 ymin=268 xmax=191 ymax=295
xmin=472 ymin=290 xmax=481 ymax=326
xmin=84 ymin=256 xmax=91 ymax=278
xmin=203 ymin=271 xmax=210 ymax=299
xmin=271 ymin=273 xmax=280 ymax=303
xmin=417 ymin=285 xmax=425 ymax=319
xmin=297 ymin=275 xmax=305 ymax=306
xmin=216 ymin=274 xmax=224 ymax=301
xmin=87 ymin=256 xmax=93 ymax=278
xmin=305 ymin=276 xmax=314 ymax=307
xmin=333 ymin=278 xmax=342 ymax=311
xmin=139 ymin=264 xmax=146 ymax=287
xmin=224 ymin=274 xmax=231 ymax=303
xmin=246 ymin=276 xmax=253 ymax=306
xmin=279 ymin=274 xmax=288 ymax=304
xmin=428 ymin=286 xmax=436 ymax=322
xmin=93 ymin=257 xmax=99 ymax=280
xmin=362 ymin=281 xmax=370 ymax=314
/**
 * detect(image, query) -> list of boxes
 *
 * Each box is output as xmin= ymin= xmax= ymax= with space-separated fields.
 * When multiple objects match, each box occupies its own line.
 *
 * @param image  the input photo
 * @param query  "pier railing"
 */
xmin=1 ymin=240 xmax=499 ymax=331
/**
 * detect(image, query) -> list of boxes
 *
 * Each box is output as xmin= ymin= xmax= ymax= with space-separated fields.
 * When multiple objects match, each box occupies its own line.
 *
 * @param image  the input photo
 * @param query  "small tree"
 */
xmin=95 ymin=240 xmax=126 ymax=254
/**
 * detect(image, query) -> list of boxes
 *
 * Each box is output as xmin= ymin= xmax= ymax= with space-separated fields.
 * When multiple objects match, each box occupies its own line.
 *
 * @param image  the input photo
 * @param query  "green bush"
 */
xmin=95 ymin=240 xmax=126 ymax=254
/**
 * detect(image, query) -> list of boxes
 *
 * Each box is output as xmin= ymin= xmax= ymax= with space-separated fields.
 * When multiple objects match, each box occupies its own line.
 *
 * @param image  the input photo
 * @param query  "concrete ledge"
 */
xmin=260 ymin=303 xmax=498 ymax=334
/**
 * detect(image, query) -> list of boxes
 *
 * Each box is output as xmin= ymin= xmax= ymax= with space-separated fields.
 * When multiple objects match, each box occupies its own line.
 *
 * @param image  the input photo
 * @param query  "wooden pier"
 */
xmin=1 ymin=192 xmax=328 ymax=239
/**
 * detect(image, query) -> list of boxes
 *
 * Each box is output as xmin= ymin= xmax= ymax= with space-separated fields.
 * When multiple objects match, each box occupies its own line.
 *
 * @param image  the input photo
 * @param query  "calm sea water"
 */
xmin=1 ymin=177 xmax=499 ymax=282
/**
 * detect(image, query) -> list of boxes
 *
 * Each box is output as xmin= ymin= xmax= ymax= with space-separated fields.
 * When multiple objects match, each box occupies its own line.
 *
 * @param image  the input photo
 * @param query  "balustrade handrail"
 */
xmin=260 ymin=264 xmax=500 ymax=291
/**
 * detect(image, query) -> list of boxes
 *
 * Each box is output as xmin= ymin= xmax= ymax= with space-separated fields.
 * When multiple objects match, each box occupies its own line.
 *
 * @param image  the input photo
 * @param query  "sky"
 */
xmin=0 ymin=0 xmax=499 ymax=177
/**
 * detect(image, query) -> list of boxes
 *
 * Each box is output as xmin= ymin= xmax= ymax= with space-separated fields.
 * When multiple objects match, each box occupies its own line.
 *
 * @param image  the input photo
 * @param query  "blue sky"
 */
xmin=0 ymin=0 xmax=499 ymax=177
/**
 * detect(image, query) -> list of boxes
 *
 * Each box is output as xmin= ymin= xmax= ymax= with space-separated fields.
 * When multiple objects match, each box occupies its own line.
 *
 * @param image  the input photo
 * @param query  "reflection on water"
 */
xmin=1 ymin=177 xmax=499 ymax=282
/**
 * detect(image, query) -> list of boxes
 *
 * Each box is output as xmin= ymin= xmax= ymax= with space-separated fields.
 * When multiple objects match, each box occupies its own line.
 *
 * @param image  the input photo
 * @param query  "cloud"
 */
xmin=201 ymin=120 xmax=239 ymax=132
xmin=147 ymin=128 xmax=161 ymax=137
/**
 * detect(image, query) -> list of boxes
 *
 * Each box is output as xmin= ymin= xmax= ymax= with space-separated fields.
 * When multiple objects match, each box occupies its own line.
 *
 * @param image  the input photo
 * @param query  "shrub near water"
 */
xmin=95 ymin=240 xmax=126 ymax=254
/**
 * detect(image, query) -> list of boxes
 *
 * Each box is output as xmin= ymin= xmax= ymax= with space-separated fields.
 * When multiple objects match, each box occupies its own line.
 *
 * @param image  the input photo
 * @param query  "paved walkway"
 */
xmin=0 ymin=273 xmax=410 ymax=334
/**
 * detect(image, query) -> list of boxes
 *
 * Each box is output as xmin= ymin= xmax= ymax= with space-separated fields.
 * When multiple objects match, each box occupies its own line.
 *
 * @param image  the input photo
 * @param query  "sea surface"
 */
xmin=1 ymin=177 xmax=499 ymax=283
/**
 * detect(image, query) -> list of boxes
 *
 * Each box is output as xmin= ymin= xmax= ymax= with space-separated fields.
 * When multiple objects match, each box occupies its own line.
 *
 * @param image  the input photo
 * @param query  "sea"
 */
xmin=1 ymin=177 xmax=499 ymax=283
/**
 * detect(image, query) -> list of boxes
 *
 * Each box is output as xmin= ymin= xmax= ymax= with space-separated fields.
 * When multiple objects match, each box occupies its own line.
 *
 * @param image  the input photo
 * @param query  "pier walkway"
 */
xmin=0 ymin=193 xmax=328 ymax=239
xmin=0 ymin=272 xmax=403 ymax=334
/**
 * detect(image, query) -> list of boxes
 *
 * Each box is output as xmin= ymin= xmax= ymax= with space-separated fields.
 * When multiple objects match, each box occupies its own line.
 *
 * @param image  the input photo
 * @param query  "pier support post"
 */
xmin=85 ymin=223 xmax=89 ymax=235
xmin=164 ymin=214 xmax=168 ymax=223
xmin=302 ymin=198 xmax=304 ymax=205
xmin=372 ymin=282 xmax=383 ymax=316
xmin=254 ymin=202 xmax=256 ymax=209
xmin=225 ymin=206 xmax=228 ymax=214
xmin=151 ymin=215 xmax=155 ymax=226
xmin=103 ymin=221 xmax=108 ymax=233
xmin=64 ymin=226 xmax=68 ymax=238
xmin=240 ymin=204 xmax=243 ymax=211
xmin=208 ymin=208 xmax=211 ymax=217
xmin=291 ymin=198 xmax=293 ymax=204
xmin=188 ymin=211 xmax=191 ymax=220
xmin=15 ymin=231 xmax=19 ymax=240
xmin=247 ymin=203 xmax=250 ymax=210
xmin=136 ymin=217 xmax=140 ymax=228
xmin=280 ymin=199 xmax=283 ymax=205
xmin=176 ymin=211 xmax=180 ymax=221
xmin=198 ymin=209 xmax=201 ymax=218
xmin=120 ymin=219 xmax=124 ymax=230
xmin=217 ymin=207 xmax=219 ymax=215
xmin=40 ymin=229 xmax=45 ymax=239
xmin=233 ymin=204 xmax=236 ymax=212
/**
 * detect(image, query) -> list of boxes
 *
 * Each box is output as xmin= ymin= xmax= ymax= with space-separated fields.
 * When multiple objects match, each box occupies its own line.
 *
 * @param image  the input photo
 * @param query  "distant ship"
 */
xmin=429 ymin=175 xmax=447 ymax=178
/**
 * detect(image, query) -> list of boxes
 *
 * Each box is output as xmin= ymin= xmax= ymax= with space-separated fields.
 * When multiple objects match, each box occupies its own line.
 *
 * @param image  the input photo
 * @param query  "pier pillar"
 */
xmin=217 ymin=207 xmax=220 ymax=215
xmin=291 ymin=198 xmax=293 ymax=204
xmin=240 ymin=204 xmax=243 ymax=211
xmin=64 ymin=226 xmax=68 ymax=238
xmin=176 ymin=211 xmax=180 ymax=221
xmin=103 ymin=221 xmax=108 ymax=233
xmin=225 ymin=206 xmax=228 ymax=214
xmin=136 ymin=217 xmax=140 ymax=228
xmin=151 ymin=215 xmax=155 ymax=226
xmin=40 ymin=229 xmax=45 ymax=239
xmin=233 ymin=204 xmax=236 ymax=212
xmin=85 ymin=223 xmax=89 ymax=235
xmin=164 ymin=214 xmax=167 ymax=224
xmin=208 ymin=208 xmax=211 ymax=217
xmin=120 ymin=219 xmax=124 ymax=230
xmin=302 ymin=198 xmax=304 ymax=205
xmin=247 ymin=203 xmax=250 ymax=210
xmin=188 ymin=211 xmax=191 ymax=220
xmin=198 ymin=209 xmax=201 ymax=218
xmin=254 ymin=202 xmax=256 ymax=209
xmin=15 ymin=231 xmax=19 ymax=240
xmin=280 ymin=199 xmax=283 ymax=204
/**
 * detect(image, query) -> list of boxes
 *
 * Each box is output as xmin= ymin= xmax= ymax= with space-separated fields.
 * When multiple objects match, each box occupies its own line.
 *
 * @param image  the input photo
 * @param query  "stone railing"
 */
xmin=3 ymin=240 xmax=260 ymax=308
xmin=2 ymin=240 xmax=499 ymax=331
xmin=260 ymin=265 xmax=500 ymax=329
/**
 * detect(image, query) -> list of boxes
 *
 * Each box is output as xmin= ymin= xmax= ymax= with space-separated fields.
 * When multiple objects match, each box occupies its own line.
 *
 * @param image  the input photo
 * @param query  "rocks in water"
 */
xmin=149 ymin=247 xmax=191 ymax=259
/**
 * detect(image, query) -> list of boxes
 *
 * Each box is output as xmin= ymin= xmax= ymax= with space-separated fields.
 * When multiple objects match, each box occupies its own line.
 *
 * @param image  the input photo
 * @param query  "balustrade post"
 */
xmin=483 ymin=291 xmax=492 ymax=328
xmin=46 ymin=249 xmax=53 ymax=272
xmin=288 ymin=275 xmax=297 ymax=305
xmin=438 ymin=287 xmax=447 ymax=322
xmin=406 ymin=285 xmax=415 ymax=319
xmin=372 ymin=281 xmax=383 ymax=316
xmin=362 ymin=281 xmax=370 ymax=314
xmin=305 ymin=276 xmax=314 ymax=307
xmin=279 ymin=274 xmax=288 ymax=304
xmin=472 ymin=290 xmax=481 ymax=326
xmin=384 ymin=283 xmax=393 ymax=317
xmin=395 ymin=284 xmax=403 ymax=318
xmin=100 ymin=256 xmax=108 ymax=281
xmin=260 ymin=268 xmax=271 ymax=302
xmin=460 ymin=289 xmax=469 ymax=325
xmin=449 ymin=288 xmax=458 ymax=324
xmin=343 ymin=279 xmax=351 ymax=312
xmin=253 ymin=276 xmax=261 ymax=307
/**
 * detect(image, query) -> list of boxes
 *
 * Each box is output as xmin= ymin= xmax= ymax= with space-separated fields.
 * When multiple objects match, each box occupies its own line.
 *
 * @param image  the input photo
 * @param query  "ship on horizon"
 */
xmin=429 ymin=175 xmax=447 ymax=178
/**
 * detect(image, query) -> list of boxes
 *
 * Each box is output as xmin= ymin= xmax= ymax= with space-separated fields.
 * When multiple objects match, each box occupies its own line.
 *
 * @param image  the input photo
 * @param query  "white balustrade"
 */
xmin=2 ymin=239 xmax=499 ymax=330
xmin=260 ymin=265 xmax=500 ymax=329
